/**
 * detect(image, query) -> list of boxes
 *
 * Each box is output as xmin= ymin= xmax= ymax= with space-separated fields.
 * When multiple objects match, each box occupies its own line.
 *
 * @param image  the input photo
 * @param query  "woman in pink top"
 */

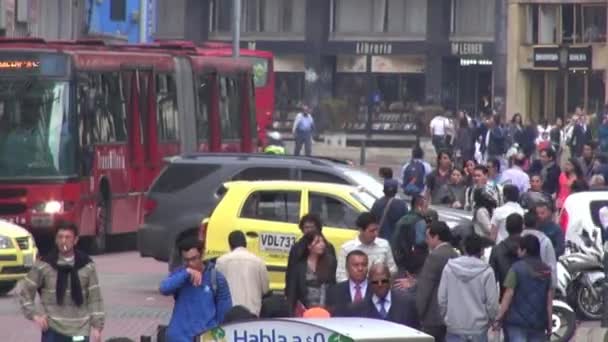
xmin=557 ymin=158 xmax=584 ymax=210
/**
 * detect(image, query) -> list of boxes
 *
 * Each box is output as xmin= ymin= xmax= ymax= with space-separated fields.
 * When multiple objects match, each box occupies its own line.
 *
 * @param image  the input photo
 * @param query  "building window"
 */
xmin=451 ymin=0 xmax=495 ymax=38
xmin=526 ymin=4 xmax=606 ymax=44
xmin=332 ymin=0 xmax=426 ymax=37
xmin=211 ymin=0 xmax=306 ymax=34
xmin=110 ymin=0 xmax=127 ymax=22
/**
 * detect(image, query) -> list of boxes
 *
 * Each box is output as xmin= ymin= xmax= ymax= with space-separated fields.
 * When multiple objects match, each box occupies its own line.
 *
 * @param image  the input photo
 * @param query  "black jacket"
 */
xmin=352 ymin=290 xmax=419 ymax=328
xmin=326 ymin=280 xmax=372 ymax=317
xmin=489 ymin=235 xmax=520 ymax=298
xmin=285 ymin=238 xmax=336 ymax=293
xmin=284 ymin=253 xmax=337 ymax=313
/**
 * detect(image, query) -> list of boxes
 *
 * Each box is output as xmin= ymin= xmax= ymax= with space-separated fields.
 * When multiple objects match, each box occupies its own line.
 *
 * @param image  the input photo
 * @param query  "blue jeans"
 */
xmin=446 ymin=331 xmax=488 ymax=342
xmin=504 ymin=326 xmax=547 ymax=342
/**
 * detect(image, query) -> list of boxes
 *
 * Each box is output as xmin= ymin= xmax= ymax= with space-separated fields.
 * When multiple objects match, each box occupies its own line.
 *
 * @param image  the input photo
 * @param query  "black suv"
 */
xmin=137 ymin=153 xmax=385 ymax=267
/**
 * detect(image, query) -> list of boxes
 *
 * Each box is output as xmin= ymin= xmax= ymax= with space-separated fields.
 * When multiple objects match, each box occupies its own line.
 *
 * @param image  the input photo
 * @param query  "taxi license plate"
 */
xmin=23 ymin=254 xmax=34 ymax=267
xmin=259 ymin=233 xmax=296 ymax=253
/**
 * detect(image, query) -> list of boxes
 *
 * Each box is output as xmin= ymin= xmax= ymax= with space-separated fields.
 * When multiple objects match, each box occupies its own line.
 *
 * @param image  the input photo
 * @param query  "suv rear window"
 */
xmin=150 ymin=163 xmax=220 ymax=193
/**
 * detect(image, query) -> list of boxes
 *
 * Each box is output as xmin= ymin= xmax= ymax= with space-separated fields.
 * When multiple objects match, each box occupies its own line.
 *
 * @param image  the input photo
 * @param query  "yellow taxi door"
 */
xmin=303 ymin=190 xmax=363 ymax=257
xmin=232 ymin=189 xmax=303 ymax=290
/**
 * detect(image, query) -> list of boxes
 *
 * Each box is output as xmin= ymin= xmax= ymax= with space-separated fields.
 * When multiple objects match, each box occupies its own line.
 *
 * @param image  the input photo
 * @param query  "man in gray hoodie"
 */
xmin=438 ymin=234 xmax=499 ymax=341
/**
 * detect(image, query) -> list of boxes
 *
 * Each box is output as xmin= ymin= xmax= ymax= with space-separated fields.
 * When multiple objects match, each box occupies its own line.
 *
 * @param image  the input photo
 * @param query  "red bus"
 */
xmin=189 ymin=42 xmax=274 ymax=146
xmin=0 ymin=38 xmax=255 ymax=253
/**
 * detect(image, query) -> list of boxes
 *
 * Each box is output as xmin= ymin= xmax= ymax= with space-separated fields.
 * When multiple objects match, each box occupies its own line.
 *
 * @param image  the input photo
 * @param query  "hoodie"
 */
xmin=437 ymin=256 xmax=499 ymax=335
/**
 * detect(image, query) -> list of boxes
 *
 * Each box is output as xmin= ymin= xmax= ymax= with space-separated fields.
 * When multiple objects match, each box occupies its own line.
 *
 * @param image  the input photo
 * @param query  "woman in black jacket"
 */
xmin=285 ymin=231 xmax=337 ymax=316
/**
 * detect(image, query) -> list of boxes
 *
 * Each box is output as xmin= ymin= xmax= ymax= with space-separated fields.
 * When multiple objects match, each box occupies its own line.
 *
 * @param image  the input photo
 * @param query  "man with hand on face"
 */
xmin=17 ymin=222 xmax=105 ymax=342
xmin=160 ymin=238 xmax=232 ymax=342
xmin=326 ymin=250 xmax=370 ymax=316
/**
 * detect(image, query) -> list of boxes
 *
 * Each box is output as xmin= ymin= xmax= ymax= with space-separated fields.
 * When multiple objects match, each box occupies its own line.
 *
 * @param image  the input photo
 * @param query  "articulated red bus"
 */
xmin=192 ymin=42 xmax=274 ymax=146
xmin=0 ymin=38 xmax=256 ymax=253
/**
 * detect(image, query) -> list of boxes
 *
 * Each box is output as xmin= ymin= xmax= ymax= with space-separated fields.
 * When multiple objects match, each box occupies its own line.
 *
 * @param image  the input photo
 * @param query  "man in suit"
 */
xmin=353 ymin=262 xmax=418 ymax=328
xmin=326 ymin=250 xmax=369 ymax=316
xmin=416 ymin=221 xmax=459 ymax=342
xmin=479 ymin=113 xmax=505 ymax=163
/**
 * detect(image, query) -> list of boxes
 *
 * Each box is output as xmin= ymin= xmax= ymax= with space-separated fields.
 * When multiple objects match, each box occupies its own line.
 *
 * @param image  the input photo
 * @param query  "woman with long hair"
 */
xmin=472 ymin=187 xmax=498 ymax=241
xmin=285 ymin=231 xmax=336 ymax=316
xmin=557 ymin=158 xmax=586 ymax=210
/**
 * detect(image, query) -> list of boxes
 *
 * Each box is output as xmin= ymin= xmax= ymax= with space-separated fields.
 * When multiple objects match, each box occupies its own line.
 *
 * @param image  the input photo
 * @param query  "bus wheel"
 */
xmin=91 ymin=193 xmax=111 ymax=255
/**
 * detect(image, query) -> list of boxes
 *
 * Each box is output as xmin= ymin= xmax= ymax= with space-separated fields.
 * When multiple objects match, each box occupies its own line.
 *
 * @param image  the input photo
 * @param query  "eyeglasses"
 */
xmin=371 ymin=279 xmax=390 ymax=285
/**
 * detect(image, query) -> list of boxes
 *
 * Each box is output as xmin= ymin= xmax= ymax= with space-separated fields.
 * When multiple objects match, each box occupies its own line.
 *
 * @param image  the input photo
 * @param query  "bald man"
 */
xmin=353 ymin=263 xmax=418 ymax=328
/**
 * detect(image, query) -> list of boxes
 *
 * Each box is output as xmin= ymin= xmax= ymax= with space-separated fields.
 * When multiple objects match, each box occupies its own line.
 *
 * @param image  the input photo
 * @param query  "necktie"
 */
xmin=354 ymin=284 xmax=363 ymax=303
xmin=378 ymin=298 xmax=388 ymax=318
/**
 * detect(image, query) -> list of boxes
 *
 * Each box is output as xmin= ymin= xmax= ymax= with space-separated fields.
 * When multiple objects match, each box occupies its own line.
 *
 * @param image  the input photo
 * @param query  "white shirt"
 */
xmin=349 ymin=279 xmax=368 ymax=302
xmin=372 ymin=291 xmax=392 ymax=314
xmin=430 ymin=116 xmax=449 ymax=136
xmin=500 ymin=166 xmax=530 ymax=194
xmin=522 ymin=229 xmax=557 ymax=288
xmin=215 ymin=247 xmax=269 ymax=315
xmin=492 ymin=202 xmax=525 ymax=243
xmin=336 ymin=237 xmax=398 ymax=282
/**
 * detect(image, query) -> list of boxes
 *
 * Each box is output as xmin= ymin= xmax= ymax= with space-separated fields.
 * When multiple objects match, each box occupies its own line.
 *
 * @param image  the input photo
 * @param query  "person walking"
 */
xmin=17 ymin=222 xmax=105 ymax=342
xmin=215 ymin=230 xmax=269 ymax=315
xmin=489 ymin=213 xmax=523 ymax=299
xmin=416 ymin=221 xmax=459 ymax=342
xmin=538 ymin=148 xmax=561 ymax=197
xmin=159 ymin=238 xmax=232 ymax=342
xmin=494 ymin=235 xmax=553 ymax=341
xmin=292 ymin=105 xmax=315 ymax=156
xmin=535 ymin=203 xmax=565 ymax=257
xmin=285 ymin=231 xmax=337 ymax=316
xmin=430 ymin=112 xmax=451 ymax=154
xmin=354 ymin=263 xmax=419 ymax=328
xmin=427 ymin=152 xmax=454 ymax=204
xmin=326 ymin=250 xmax=369 ymax=316
xmin=371 ymin=179 xmax=408 ymax=241
xmin=491 ymin=185 xmax=524 ymax=243
xmin=472 ymin=187 xmax=498 ymax=241
xmin=500 ymin=153 xmax=530 ymax=194
xmin=519 ymin=174 xmax=553 ymax=211
xmin=438 ymin=234 xmax=499 ymax=342
xmin=522 ymin=212 xmax=557 ymax=290
xmin=392 ymin=194 xmax=431 ymax=276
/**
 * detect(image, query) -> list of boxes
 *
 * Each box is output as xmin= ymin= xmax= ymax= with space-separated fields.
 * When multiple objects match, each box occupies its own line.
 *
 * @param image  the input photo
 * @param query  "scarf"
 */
xmin=42 ymin=249 xmax=92 ymax=306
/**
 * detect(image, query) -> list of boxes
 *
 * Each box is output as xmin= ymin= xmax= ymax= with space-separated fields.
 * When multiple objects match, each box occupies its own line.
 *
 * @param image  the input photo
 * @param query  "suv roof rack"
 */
xmin=177 ymin=152 xmax=338 ymax=167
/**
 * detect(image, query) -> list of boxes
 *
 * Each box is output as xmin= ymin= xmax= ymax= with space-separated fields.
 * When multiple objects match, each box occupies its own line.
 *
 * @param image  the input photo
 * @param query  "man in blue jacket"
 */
xmin=160 ymin=238 xmax=232 ymax=342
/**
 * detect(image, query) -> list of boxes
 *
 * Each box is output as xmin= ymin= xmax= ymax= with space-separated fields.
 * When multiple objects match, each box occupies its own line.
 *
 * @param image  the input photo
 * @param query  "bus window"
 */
xmin=195 ymin=74 xmax=211 ymax=144
xmin=219 ymin=76 xmax=241 ymax=140
xmin=156 ymin=73 xmax=180 ymax=141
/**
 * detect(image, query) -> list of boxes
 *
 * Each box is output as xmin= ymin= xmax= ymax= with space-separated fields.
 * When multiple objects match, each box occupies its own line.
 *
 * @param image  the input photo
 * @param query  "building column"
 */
xmin=302 ymin=0 xmax=330 ymax=111
xmin=493 ymin=0 xmax=508 ymax=117
xmin=425 ymin=0 xmax=450 ymax=106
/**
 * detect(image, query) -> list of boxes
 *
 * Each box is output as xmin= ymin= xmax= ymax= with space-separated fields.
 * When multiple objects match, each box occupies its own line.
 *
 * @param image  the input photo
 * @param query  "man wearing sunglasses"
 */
xmin=353 ymin=263 xmax=418 ymax=328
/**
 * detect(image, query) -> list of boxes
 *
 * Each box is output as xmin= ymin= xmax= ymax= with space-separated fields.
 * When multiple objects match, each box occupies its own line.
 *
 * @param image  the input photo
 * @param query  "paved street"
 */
xmin=0 ymin=252 xmax=172 ymax=342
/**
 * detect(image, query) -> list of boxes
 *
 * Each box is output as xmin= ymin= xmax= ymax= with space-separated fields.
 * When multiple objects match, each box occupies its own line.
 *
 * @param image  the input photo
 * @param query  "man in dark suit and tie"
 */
xmin=326 ymin=250 xmax=369 ymax=316
xmin=354 ymin=262 xmax=419 ymax=328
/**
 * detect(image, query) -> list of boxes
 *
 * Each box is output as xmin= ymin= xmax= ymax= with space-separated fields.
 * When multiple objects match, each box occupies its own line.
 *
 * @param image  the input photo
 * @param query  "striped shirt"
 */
xmin=336 ymin=237 xmax=398 ymax=282
xmin=17 ymin=256 xmax=105 ymax=336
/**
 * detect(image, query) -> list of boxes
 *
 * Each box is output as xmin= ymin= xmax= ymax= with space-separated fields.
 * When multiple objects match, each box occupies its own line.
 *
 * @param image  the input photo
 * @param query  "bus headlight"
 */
xmin=0 ymin=235 xmax=14 ymax=249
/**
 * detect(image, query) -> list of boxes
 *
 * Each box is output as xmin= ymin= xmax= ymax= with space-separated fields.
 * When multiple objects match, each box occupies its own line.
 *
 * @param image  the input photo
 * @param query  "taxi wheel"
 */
xmin=0 ymin=281 xmax=16 ymax=296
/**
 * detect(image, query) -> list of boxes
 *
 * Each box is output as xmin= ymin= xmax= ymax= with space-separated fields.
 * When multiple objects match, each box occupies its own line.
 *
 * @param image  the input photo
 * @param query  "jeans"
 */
xmin=504 ymin=326 xmax=547 ymax=342
xmin=41 ymin=329 xmax=89 ymax=342
xmin=446 ymin=331 xmax=488 ymax=342
xmin=294 ymin=136 xmax=312 ymax=156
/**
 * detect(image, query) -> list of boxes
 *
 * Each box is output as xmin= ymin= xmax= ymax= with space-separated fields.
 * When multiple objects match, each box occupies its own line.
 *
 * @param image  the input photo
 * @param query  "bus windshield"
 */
xmin=0 ymin=80 xmax=75 ymax=178
xmin=241 ymin=57 xmax=269 ymax=87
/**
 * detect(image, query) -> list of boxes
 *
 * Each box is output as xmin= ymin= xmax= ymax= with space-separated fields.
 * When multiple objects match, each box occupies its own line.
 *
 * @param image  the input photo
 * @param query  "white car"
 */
xmin=561 ymin=191 xmax=607 ymax=257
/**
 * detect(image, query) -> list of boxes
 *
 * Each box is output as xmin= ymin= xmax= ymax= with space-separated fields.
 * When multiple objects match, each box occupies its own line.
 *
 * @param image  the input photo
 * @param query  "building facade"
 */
xmin=156 ymin=0 xmax=505 ymax=126
xmin=0 ymin=0 xmax=85 ymax=40
xmin=86 ymin=0 xmax=156 ymax=43
xmin=507 ymin=0 xmax=607 ymax=123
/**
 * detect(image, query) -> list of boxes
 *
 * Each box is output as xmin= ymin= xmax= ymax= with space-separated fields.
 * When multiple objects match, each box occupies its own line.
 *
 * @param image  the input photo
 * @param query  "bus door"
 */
xmin=136 ymin=68 xmax=161 ymax=187
xmin=173 ymin=57 xmax=197 ymax=154
xmin=218 ymin=73 xmax=242 ymax=152
xmin=120 ymin=69 xmax=145 ymax=195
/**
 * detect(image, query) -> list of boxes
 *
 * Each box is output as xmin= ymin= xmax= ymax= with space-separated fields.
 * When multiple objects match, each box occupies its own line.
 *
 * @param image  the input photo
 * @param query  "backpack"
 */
xmin=402 ymin=160 xmax=425 ymax=196
xmin=391 ymin=212 xmax=423 ymax=268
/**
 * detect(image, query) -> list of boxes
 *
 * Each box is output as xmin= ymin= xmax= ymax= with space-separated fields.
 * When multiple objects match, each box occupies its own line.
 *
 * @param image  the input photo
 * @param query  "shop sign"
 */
xmin=355 ymin=42 xmax=393 ymax=55
xmin=451 ymin=42 xmax=484 ymax=56
xmin=567 ymin=46 xmax=591 ymax=69
xmin=533 ymin=47 xmax=560 ymax=68
xmin=198 ymin=321 xmax=353 ymax=342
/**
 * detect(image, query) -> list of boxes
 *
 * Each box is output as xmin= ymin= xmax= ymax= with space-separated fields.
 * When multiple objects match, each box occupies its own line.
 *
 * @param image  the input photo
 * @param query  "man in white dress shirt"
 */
xmin=336 ymin=212 xmax=397 ymax=282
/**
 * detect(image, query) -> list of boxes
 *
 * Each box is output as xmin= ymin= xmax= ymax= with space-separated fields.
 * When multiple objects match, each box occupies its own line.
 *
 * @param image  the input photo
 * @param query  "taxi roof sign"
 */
xmin=197 ymin=318 xmax=433 ymax=342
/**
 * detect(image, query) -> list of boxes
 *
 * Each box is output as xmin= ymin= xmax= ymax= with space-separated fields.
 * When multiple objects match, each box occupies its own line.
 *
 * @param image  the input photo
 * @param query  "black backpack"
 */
xmin=402 ymin=160 xmax=425 ymax=196
xmin=391 ymin=212 xmax=423 ymax=268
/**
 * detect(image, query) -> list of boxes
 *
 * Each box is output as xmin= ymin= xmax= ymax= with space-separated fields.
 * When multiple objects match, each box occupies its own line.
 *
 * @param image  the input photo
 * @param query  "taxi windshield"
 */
xmin=0 ymin=79 xmax=75 ymax=178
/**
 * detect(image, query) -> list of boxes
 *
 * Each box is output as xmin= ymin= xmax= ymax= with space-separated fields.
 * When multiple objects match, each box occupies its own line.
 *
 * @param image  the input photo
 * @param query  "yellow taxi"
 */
xmin=202 ymin=180 xmax=376 ymax=290
xmin=0 ymin=220 xmax=38 ymax=295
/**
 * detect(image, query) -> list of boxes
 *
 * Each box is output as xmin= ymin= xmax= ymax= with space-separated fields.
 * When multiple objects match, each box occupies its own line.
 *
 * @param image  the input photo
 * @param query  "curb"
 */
xmin=573 ymin=327 xmax=608 ymax=342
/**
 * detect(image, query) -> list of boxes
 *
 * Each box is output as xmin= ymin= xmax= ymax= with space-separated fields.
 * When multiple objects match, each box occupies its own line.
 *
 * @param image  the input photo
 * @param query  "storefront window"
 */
xmin=275 ymin=73 xmax=304 ymax=121
xmin=451 ymin=0 xmax=495 ymax=38
xmin=211 ymin=0 xmax=306 ymax=34
xmin=332 ymin=0 xmax=426 ymax=37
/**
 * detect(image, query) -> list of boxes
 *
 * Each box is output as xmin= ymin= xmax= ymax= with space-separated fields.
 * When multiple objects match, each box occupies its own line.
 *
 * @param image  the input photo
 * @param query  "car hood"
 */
xmin=431 ymin=205 xmax=473 ymax=229
xmin=0 ymin=220 xmax=32 ymax=238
